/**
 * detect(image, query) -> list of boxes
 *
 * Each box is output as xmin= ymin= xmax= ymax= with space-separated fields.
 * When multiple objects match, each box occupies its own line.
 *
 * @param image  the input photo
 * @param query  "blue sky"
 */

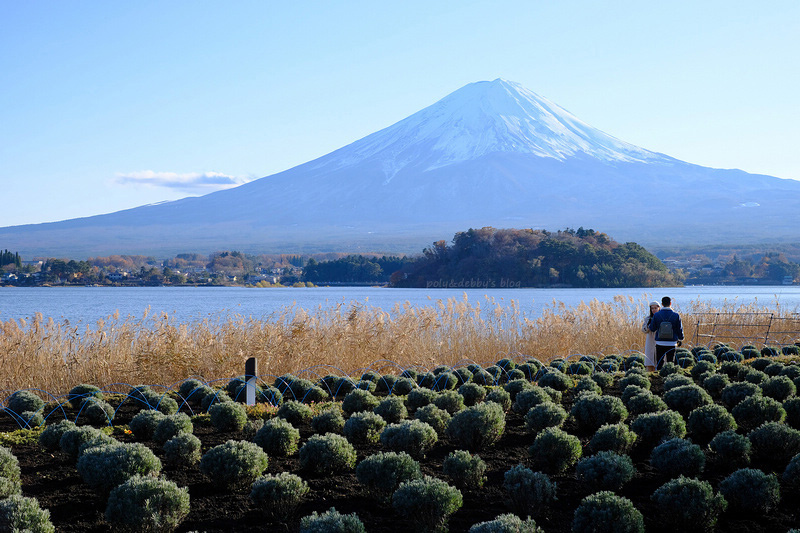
xmin=1 ymin=1 xmax=798 ymax=227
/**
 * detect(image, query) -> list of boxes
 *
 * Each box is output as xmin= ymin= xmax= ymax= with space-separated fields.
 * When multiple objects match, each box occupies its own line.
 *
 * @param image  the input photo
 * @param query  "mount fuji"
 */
xmin=4 ymin=78 xmax=800 ymax=257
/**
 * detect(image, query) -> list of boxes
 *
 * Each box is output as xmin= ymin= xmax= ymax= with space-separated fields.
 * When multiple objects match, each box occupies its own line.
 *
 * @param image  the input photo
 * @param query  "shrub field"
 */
xmin=3 ymin=345 xmax=800 ymax=532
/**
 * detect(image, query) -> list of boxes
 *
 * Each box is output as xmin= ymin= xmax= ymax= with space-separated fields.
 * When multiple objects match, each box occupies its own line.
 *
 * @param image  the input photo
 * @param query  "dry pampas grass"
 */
xmin=1 ymin=294 xmax=799 ymax=394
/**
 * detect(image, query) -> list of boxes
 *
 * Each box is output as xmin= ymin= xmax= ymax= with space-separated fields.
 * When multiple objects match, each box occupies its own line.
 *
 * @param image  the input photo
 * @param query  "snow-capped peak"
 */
xmin=312 ymin=78 xmax=667 ymax=179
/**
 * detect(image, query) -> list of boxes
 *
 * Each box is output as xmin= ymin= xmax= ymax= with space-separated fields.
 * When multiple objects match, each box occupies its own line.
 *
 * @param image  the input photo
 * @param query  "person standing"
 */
xmin=649 ymin=296 xmax=683 ymax=370
xmin=642 ymin=301 xmax=660 ymax=371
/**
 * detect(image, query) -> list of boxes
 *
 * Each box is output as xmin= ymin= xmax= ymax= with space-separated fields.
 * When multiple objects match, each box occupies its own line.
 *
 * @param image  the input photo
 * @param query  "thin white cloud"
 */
xmin=114 ymin=171 xmax=252 ymax=193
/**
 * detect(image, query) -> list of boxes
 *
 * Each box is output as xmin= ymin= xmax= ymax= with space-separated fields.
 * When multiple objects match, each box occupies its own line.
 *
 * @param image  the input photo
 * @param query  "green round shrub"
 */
xmin=253 ymin=417 xmax=301 ymax=456
xmin=299 ymin=434 xmax=357 ymax=476
xmin=209 ymin=401 xmax=248 ymax=432
xmin=80 ymin=398 xmax=116 ymax=426
xmin=447 ymin=402 xmax=506 ymax=451
xmin=77 ymin=442 xmax=162 ymax=493
xmin=152 ymin=413 xmax=193 ymax=445
xmin=785 ymin=397 xmax=800 ymax=429
xmin=574 ymin=377 xmax=602 ymax=395
xmin=702 ymin=373 xmax=730 ymax=399
xmin=300 ymin=507 xmax=366 ymax=533
xmin=105 ymin=475 xmax=189 ymax=532
xmin=572 ymin=491 xmax=644 ymax=533
xmin=571 ymin=393 xmax=628 ymax=433
xmin=690 ymin=360 xmax=716 ymax=381
xmin=277 ymin=400 xmax=313 ymax=426
xmin=742 ymin=367 xmax=769 ymax=385
xmin=200 ymin=440 xmax=269 ymax=489
xmin=442 ymin=450 xmax=486 ymax=489
xmin=59 ymin=426 xmax=116 ymax=459
xmin=721 ymin=381 xmax=762 ymax=408
xmin=575 ymin=451 xmax=635 ymax=491
xmin=537 ymin=369 xmax=573 ymax=391
xmin=502 ymin=464 xmax=556 ymax=516
xmin=485 ymin=388 xmax=512 ymax=411
xmin=250 ymin=472 xmax=309 ymax=521
xmin=524 ymin=402 xmax=568 ymax=433
xmin=406 ymin=388 xmax=438 ymax=411
xmin=748 ymin=421 xmax=800 ymax=470
xmin=469 ymin=513 xmax=543 ymax=533
xmin=630 ymin=410 xmax=686 ymax=449
xmin=651 ymin=476 xmax=727 ymax=530
xmin=200 ymin=388 xmax=231 ymax=411
xmin=332 ymin=376 xmax=356 ymax=397
xmin=588 ymin=423 xmax=637 ymax=455
xmin=355 ymin=451 xmax=421 ymax=500
xmin=761 ymin=375 xmax=796 ymax=401
xmin=621 ymin=385 xmax=648 ymax=405
xmin=343 ymin=411 xmax=386 ymax=445
xmin=374 ymin=396 xmax=408 ymax=423
xmin=663 ymin=373 xmax=693 ymax=392
xmin=783 ymin=453 xmax=800 ymax=489
xmin=375 ymin=374 xmax=398 ymax=395
xmin=512 ymin=387 xmax=551 ymax=414
xmin=163 ymin=432 xmax=202 ymax=467
xmin=732 ymin=395 xmax=786 ymax=431
xmin=178 ymin=378 xmax=206 ymax=401
xmin=591 ymin=372 xmax=615 ymax=390
xmin=719 ymin=468 xmax=781 ymax=514
xmin=414 ymin=404 xmax=451 ymax=437
xmin=0 ymin=446 xmax=21 ymax=499
xmin=136 ymin=388 xmax=179 ymax=415
xmin=764 ymin=362 xmax=785 ymax=377
xmin=392 ymin=475 xmax=463 ymax=533
xmin=7 ymin=390 xmax=45 ymax=414
xmin=21 ymin=411 xmax=44 ymax=428
xmin=780 ymin=365 xmax=800 ymax=380
xmin=38 ymin=419 xmax=77 ymax=452
xmin=626 ymin=392 xmax=668 ymax=416
xmin=458 ymin=382 xmax=488 ymax=406
xmin=432 ymin=372 xmax=459 ymax=391
xmin=686 ymin=404 xmax=737 ymax=444
xmin=67 ymin=384 xmax=103 ymax=409
xmin=311 ymin=406 xmax=345 ymax=434
xmin=663 ymin=384 xmax=713 ymax=416
xmin=708 ymin=430 xmax=751 ymax=469
xmin=453 ymin=367 xmax=475 ymax=386
xmin=129 ymin=409 xmax=166 ymax=441
xmin=619 ymin=373 xmax=650 ymax=391
xmin=528 ymin=427 xmax=582 ymax=474
xmin=650 ymin=438 xmax=705 ymax=477
xmin=433 ymin=390 xmax=465 ymax=414
xmin=380 ymin=419 xmax=438 ymax=458
xmin=0 ymin=495 xmax=54 ymax=533
xmin=392 ymin=377 xmax=416 ymax=396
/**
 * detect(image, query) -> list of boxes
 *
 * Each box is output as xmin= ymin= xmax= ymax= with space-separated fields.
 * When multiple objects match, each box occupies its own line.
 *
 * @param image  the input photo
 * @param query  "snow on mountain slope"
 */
xmin=310 ymin=78 xmax=670 ymax=182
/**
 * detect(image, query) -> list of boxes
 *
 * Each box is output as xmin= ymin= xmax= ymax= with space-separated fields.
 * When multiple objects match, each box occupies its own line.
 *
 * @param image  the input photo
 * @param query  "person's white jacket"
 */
xmin=642 ymin=316 xmax=657 ymax=368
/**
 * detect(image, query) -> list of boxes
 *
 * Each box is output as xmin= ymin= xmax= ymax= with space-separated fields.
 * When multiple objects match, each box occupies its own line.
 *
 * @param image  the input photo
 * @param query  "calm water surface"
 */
xmin=2 ymin=286 xmax=800 ymax=326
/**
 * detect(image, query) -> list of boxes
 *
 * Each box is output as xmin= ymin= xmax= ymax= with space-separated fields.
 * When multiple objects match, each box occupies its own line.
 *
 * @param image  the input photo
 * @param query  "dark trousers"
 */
xmin=655 ymin=344 xmax=677 ymax=370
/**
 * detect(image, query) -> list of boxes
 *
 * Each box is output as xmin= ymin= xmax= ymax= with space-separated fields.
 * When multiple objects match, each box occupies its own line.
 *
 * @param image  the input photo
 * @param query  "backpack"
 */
xmin=658 ymin=320 xmax=674 ymax=341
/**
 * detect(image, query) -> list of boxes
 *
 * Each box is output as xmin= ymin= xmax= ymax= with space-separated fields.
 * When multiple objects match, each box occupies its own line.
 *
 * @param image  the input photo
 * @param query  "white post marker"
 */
xmin=245 ymin=357 xmax=257 ymax=406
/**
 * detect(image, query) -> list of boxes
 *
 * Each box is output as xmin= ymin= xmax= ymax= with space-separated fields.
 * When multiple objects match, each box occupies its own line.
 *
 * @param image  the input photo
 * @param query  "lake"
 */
xmin=2 ymin=285 xmax=800 ymax=326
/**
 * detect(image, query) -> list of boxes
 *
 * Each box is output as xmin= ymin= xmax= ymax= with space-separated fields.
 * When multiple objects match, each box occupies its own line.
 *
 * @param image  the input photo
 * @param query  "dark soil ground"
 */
xmin=2 ymin=378 xmax=800 ymax=532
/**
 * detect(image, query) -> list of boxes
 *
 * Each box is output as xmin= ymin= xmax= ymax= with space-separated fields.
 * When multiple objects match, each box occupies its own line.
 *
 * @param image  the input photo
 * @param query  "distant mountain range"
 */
xmin=3 ymin=78 xmax=800 ymax=258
